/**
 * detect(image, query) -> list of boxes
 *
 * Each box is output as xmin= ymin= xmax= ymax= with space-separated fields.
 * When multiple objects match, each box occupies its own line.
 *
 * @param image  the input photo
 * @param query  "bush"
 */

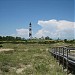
xmin=0 ymin=45 xmax=3 ymax=48
xmin=1 ymin=65 xmax=9 ymax=72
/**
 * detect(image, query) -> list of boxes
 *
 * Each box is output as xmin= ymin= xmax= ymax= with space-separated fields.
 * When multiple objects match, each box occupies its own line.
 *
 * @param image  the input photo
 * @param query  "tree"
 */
xmin=0 ymin=36 xmax=2 ymax=41
xmin=16 ymin=37 xmax=21 ymax=41
xmin=64 ymin=39 xmax=67 ymax=42
xmin=45 ymin=36 xmax=52 ymax=40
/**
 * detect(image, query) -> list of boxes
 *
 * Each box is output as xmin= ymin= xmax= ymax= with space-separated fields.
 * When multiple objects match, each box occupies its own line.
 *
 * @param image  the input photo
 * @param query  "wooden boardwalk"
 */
xmin=49 ymin=46 xmax=75 ymax=74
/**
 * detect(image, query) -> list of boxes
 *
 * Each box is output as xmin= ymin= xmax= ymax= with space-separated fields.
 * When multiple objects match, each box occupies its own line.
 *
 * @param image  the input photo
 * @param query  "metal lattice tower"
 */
xmin=29 ymin=22 xmax=32 ymax=39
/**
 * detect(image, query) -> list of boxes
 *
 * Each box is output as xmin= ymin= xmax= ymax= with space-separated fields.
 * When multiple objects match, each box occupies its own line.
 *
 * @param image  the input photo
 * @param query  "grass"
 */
xmin=0 ymin=43 xmax=67 ymax=75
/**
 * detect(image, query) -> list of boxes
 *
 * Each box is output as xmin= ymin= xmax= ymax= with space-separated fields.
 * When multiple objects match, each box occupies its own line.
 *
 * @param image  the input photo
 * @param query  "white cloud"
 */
xmin=35 ymin=19 xmax=75 ymax=39
xmin=12 ymin=28 xmax=29 ymax=38
xmin=57 ymin=20 xmax=74 ymax=30
xmin=16 ymin=29 xmax=28 ymax=36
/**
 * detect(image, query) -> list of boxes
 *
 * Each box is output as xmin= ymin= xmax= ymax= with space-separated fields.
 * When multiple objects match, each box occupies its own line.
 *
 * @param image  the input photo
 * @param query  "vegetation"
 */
xmin=0 ymin=36 xmax=24 ymax=41
xmin=0 ymin=43 xmax=67 ymax=75
xmin=0 ymin=36 xmax=74 ymax=75
xmin=0 ymin=36 xmax=75 ymax=44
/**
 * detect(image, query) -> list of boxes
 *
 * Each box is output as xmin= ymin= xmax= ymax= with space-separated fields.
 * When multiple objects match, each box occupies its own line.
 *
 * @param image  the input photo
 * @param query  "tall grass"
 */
xmin=0 ymin=43 xmax=66 ymax=75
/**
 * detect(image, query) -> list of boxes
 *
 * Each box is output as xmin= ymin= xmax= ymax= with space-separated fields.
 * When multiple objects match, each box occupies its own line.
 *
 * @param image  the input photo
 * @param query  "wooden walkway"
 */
xmin=49 ymin=46 xmax=75 ymax=74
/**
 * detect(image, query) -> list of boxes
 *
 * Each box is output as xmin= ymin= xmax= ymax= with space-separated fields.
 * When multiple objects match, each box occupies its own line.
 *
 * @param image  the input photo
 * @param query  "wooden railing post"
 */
xmin=56 ymin=47 xmax=58 ymax=61
xmin=66 ymin=48 xmax=69 ymax=75
xmin=63 ymin=47 xmax=64 ymax=71
xmin=59 ymin=47 xmax=60 ymax=65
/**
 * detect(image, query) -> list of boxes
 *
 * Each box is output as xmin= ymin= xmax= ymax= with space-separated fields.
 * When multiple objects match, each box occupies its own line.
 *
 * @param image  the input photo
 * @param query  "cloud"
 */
xmin=16 ymin=29 xmax=28 ymax=36
xmin=12 ymin=28 xmax=29 ymax=38
xmin=35 ymin=19 xmax=75 ymax=39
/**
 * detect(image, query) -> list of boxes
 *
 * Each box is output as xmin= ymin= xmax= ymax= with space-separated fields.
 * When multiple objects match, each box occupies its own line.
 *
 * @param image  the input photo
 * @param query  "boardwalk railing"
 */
xmin=49 ymin=46 xmax=75 ymax=74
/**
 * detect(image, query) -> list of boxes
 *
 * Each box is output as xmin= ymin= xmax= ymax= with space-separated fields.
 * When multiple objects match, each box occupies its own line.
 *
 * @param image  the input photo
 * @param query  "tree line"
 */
xmin=0 ymin=36 xmax=74 ymax=44
xmin=0 ymin=36 xmax=25 ymax=41
xmin=0 ymin=36 xmax=53 ymax=41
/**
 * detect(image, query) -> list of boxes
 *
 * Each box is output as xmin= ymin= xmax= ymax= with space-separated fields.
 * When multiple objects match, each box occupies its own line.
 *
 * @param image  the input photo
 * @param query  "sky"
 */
xmin=0 ymin=0 xmax=74 ymax=39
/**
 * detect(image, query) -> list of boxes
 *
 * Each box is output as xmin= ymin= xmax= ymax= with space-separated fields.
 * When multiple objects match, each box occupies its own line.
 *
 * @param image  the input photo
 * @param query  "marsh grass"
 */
xmin=0 ymin=43 xmax=66 ymax=75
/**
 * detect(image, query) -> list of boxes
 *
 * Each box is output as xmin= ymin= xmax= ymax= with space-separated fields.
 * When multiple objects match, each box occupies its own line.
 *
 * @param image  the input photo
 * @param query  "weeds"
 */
xmin=0 ymin=43 xmax=67 ymax=75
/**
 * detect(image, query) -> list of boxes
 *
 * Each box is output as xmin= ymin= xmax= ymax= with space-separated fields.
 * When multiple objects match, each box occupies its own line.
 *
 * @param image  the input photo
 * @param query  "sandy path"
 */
xmin=0 ymin=48 xmax=14 ymax=52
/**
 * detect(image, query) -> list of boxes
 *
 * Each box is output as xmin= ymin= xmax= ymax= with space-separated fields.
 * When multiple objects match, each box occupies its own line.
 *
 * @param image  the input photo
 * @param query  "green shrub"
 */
xmin=1 ymin=65 xmax=9 ymax=72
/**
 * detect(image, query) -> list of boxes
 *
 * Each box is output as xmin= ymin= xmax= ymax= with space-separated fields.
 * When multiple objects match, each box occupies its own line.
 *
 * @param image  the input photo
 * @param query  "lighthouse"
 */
xmin=29 ymin=22 xmax=32 ymax=39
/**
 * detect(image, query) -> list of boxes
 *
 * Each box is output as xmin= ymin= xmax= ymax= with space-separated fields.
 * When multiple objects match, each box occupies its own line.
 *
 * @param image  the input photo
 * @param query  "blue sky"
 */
xmin=0 ymin=0 xmax=74 ymax=39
